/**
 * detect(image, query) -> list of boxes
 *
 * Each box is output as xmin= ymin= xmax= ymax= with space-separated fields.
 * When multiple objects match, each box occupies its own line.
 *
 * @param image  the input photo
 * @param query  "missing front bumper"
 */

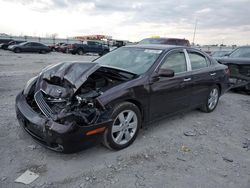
xmin=15 ymin=92 xmax=112 ymax=153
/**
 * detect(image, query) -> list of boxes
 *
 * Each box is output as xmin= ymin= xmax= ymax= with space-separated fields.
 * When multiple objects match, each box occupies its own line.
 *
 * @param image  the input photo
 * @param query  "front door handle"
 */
xmin=210 ymin=73 xmax=216 ymax=76
xmin=183 ymin=78 xmax=191 ymax=82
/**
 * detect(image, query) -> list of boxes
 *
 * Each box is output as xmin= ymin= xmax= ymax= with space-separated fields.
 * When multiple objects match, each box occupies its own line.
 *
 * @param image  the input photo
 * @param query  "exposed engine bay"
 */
xmin=25 ymin=63 xmax=136 ymax=126
xmin=218 ymin=58 xmax=250 ymax=90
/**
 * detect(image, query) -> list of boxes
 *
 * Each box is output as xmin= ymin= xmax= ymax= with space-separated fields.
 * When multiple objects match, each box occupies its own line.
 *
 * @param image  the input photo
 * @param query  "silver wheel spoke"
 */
xmin=128 ymin=122 xmax=137 ymax=129
xmin=126 ymin=111 xmax=134 ymax=122
xmin=125 ymin=131 xmax=132 ymax=141
xmin=112 ymin=124 xmax=123 ymax=133
xmin=208 ymin=97 xmax=213 ymax=104
xmin=118 ymin=113 xmax=125 ymax=123
xmin=115 ymin=132 xmax=124 ymax=143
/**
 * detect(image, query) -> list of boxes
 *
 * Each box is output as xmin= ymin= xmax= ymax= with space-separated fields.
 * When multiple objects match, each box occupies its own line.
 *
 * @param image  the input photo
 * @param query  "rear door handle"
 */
xmin=183 ymin=78 xmax=191 ymax=82
xmin=210 ymin=73 xmax=216 ymax=76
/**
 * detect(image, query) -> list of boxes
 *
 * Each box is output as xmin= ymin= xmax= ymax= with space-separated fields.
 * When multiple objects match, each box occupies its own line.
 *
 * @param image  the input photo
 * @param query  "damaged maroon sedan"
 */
xmin=16 ymin=45 xmax=230 ymax=153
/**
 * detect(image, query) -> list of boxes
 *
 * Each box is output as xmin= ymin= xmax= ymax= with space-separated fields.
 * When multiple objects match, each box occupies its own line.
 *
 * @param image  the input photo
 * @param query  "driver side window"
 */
xmin=160 ymin=51 xmax=187 ymax=74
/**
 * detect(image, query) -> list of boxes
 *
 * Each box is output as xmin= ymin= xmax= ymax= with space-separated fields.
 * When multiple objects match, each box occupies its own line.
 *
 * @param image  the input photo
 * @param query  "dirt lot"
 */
xmin=0 ymin=50 xmax=249 ymax=188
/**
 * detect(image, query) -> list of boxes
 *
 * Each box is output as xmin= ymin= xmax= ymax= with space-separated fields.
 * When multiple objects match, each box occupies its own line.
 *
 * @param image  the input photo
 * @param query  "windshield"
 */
xmin=229 ymin=47 xmax=250 ymax=58
xmin=95 ymin=47 xmax=162 ymax=75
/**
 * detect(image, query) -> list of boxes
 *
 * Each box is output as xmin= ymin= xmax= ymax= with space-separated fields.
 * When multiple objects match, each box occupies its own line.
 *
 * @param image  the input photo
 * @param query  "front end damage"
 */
xmin=227 ymin=64 xmax=250 ymax=90
xmin=15 ymin=62 xmax=136 ymax=153
xmin=218 ymin=58 xmax=250 ymax=91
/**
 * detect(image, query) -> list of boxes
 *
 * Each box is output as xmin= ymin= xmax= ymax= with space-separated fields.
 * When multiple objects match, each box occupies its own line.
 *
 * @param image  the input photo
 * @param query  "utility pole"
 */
xmin=192 ymin=19 xmax=198 ymax=45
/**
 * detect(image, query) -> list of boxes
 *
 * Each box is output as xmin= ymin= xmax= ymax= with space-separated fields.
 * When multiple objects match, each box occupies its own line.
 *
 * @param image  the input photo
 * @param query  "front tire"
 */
xmin=200 ymin=85 xmax=220 ymax=113
xmin=103 ymin=102 xmax=141 ymax=150
xmin=14 ymin=48 xmax=21 ymax=53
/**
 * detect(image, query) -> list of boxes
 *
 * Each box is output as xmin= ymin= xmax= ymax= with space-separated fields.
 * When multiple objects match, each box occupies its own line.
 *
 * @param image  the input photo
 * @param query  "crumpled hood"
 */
xmin=35 ymin=62 xmax=100 ymax=98
xmin=217 ymin=57 xmax=250 ymax=65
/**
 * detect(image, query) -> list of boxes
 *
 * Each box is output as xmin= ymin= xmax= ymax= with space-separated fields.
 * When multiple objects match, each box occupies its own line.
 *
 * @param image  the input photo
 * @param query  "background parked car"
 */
xmin=58 ymin=43 xmax=72 ymax=53
xmin=217 ymin=46 xmax=250 ymax=92
xmin=0 ymin=38 xmax=12 ymax=45
xmin=1 ymin=40 xmax=26 ymax=50
xmin=211 ymin=50 xmax=231 ymax=58
xmin=9 ymin=42 xmax=51 ymax=54
xmin=48 ymin=42 xmax=65 ymax=52
xmin=138 ymin=38 xmax=190 ymax=46
xmin=69 ymin=40 xmax=110 ymax=55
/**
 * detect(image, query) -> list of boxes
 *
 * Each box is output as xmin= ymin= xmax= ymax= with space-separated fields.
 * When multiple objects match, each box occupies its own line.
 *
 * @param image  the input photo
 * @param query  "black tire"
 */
xmin=14 ymin=48 xmax=21 ymax=53
xmin=77 ymin=48 xmax=84 ymax=55
xmin=102 ymin=102 xmax=141 ymax=150
xmin=40 ymin=50 xmax=46 ymax=54
xmin=200 ymin=85 xmax=220 ymax=113
xmin=99 ymin=50 xmax=109 ymax=56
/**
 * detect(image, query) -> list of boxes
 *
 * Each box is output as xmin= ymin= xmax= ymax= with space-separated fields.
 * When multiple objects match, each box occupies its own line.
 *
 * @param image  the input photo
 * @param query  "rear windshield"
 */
xmin=139 ymin=38 xmax=167 ymax=45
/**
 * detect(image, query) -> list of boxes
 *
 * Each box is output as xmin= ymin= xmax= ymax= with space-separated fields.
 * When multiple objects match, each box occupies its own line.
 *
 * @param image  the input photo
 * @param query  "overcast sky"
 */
xmin=0 ymin=0 xmax=250 ymax=45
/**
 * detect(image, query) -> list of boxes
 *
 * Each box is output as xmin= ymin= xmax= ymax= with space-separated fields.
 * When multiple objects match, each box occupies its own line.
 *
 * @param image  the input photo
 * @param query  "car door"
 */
xmin=29 ymin=42 xmax=38 ymax=52
xmin=86 ymin=41 xmax=98 ymax=53
xmin=22 ymin=43 xmax=32 ymax=52
xmin=186 ymin=50 xmax=216 ymax=106
xmin=33 ymin=43 xmax=43 ymax=52
xmin=94 ymin=42 xmax=103 ymax=53
xmin=149 ymin=49 xmax=193 ymax=120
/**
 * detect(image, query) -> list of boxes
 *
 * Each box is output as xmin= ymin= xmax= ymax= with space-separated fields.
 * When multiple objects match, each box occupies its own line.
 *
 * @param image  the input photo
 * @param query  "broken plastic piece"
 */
xmin=15 ymin=170 xmax=39 ymax=185
xmin=181 ymin=145 xmax=191 ymax=152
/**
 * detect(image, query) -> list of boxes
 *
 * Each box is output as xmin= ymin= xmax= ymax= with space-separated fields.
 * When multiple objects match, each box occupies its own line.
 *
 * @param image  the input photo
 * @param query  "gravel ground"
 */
xmin=0 ymin=50 xmax=249 ymax=188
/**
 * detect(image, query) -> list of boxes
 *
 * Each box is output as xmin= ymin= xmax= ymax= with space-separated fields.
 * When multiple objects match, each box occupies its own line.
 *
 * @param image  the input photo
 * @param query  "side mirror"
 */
xmin=158 ymin=69 xmax=175 ymax=77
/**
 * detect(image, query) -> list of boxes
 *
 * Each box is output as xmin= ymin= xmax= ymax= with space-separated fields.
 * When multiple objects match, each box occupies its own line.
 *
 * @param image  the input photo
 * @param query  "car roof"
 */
xmin=125 ymin=44 xmax=187 ymax=51
xmin=142 ymin=37 xmax=188 ymax=41
xmin=237 ymin=46 xmax=250 ymax=48
xmin=124 ymin=44 xmax=210 ymax=57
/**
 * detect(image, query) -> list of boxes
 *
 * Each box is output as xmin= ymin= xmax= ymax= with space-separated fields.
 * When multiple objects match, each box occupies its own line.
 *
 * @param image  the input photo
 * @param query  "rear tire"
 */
xmin=77 ymin=49 xmax=84 ymax=55
xmin=14 ymin=48 xmax=21 ymax=53
xmin=102 ymin=102 xmax=141 ymax=150
xmin=200 ymin=85 xmax=220 ymax=113
xmin=99 ymin=50 xmax=109 ymax=56
xmin=40 ymin=50 xmax=46 ymax=54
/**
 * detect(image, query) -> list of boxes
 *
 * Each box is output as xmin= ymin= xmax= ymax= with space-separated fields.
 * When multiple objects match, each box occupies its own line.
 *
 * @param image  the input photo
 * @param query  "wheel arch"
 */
xmin=77 ymin=47 xmax=84 ymax=51
xmin=124 ymin=99 xmax=144 ymax=126
xmin=215 ymin=83 xmax=222 ymax=96
xmin=104 ymin=97 xmax=145 ymax=126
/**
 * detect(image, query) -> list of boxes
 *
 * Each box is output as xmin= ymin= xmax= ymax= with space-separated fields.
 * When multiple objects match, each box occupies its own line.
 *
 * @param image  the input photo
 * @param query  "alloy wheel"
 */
xmin=78 ymin=49 xmax=84 ymax=55
xmin=208 ymin=88 xmax=219 ymax=110
xmin=111 ymin=110 xmax=138 ymax=145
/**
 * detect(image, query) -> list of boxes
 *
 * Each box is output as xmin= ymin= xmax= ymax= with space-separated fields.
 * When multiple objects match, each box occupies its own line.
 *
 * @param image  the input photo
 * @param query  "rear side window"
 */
xmin=161 ymin=52 xmax=187 ymax=73
xmin=31 ymin=43 xmax=40 ymax=46
xmin=166 ymin=39 xmax=176 ymax=45
xmin=88 ymin=41 xmax=100 ymax=45
xmin=189 ymin=52 xmax=208 ymax=70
